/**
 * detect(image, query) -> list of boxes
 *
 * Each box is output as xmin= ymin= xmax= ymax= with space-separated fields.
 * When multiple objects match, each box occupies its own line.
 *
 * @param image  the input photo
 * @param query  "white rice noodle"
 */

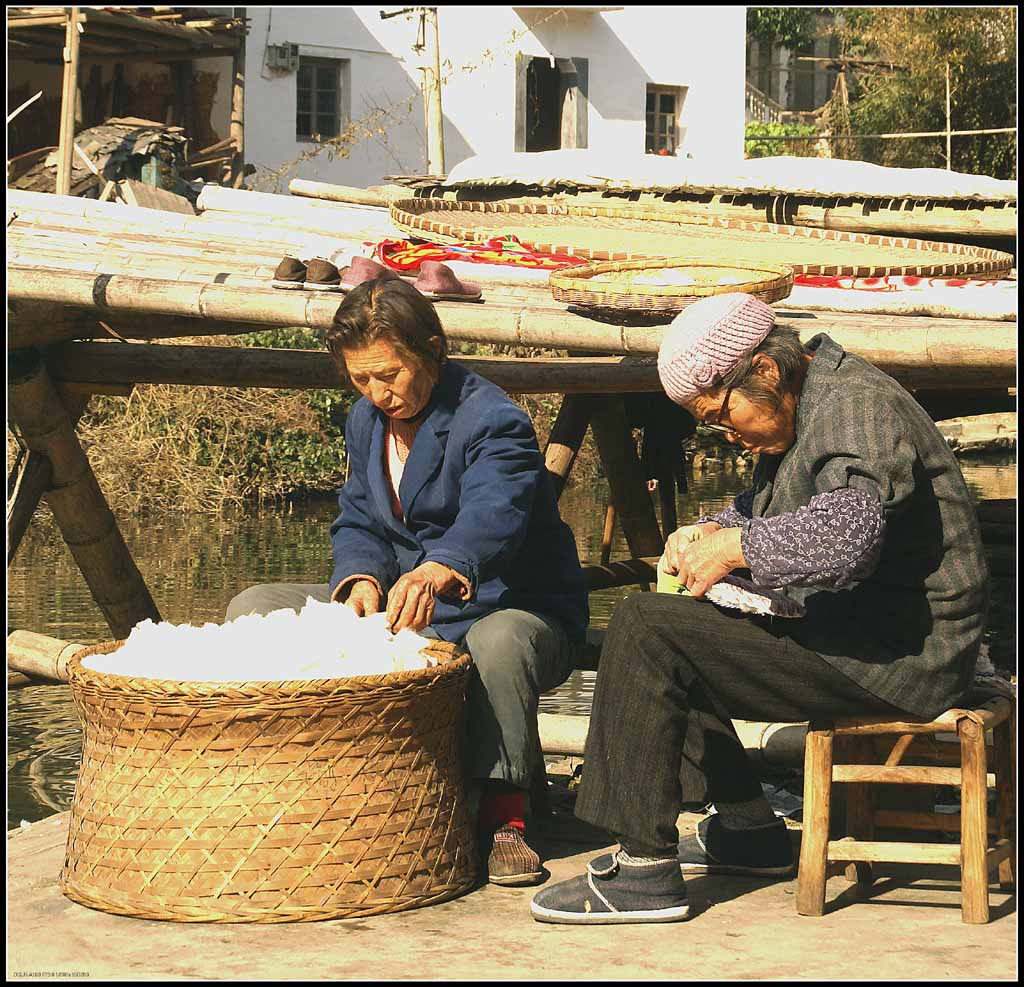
xmin=81 ymin=598 xmax=438 ymax=682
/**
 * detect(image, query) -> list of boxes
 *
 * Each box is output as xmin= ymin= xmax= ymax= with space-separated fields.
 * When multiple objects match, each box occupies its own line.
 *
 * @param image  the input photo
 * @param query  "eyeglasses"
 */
xmin=699 ymin=384 xmax=736 ymax=437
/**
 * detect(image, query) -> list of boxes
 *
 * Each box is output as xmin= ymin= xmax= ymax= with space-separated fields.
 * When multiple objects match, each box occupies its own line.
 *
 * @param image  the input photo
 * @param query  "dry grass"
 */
xmin=7 ymin=335 xmax=348 ymax=518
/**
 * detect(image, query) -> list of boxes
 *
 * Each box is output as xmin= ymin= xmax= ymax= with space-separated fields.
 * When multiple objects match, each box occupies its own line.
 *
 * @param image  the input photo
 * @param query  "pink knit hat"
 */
xmin=657 ymin=293 xmax=776 ymax=405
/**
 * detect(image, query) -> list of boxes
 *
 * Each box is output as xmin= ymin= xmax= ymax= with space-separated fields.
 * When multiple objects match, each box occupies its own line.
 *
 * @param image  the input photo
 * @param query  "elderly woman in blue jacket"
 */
xmin=227 ymin=277 xmax=588 ymax=886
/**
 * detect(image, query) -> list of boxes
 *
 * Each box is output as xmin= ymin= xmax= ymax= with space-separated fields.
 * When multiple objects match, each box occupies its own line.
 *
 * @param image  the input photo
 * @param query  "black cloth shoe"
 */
xmin=486 ymin=825 xmax=543 ymax=887
xmin=272 ymin=256 xmax=307 ymax=289
xmin=677 ymin=814 xmax=794 ymax=877
xmin=530 ymin=851 xmax=690 ymax=925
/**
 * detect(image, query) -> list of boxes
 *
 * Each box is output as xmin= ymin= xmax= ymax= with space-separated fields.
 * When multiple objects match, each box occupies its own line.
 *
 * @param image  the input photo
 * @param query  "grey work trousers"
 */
xmin=574 ymin=592 xmax=908 ymax=850
xmin=226 ymin=583 xmax=576 ymax=789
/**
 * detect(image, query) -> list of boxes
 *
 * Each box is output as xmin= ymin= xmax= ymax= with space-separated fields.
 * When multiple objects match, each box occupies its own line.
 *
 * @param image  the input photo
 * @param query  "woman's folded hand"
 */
xmin=386 ymin=562 xmax=463 ymax=633
xmin=672 ymin=526 xmax=747 ymax=598
xmin=662 ymin=521 xmax=722 ymax=576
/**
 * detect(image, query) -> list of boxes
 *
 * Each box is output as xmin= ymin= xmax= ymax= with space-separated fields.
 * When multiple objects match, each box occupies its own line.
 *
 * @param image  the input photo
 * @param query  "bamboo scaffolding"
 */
xmin=7 ymin=351 xmax=161 ymax=638
xmin=7 ymin=268 xmax=1016 ymax=390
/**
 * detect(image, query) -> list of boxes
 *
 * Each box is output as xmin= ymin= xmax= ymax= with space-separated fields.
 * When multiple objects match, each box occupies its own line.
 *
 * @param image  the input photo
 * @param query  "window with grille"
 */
xmin=645 ymin=85 xmax=686 ymax=155
xmin=296 ymin=57 xmax=344 ymax=141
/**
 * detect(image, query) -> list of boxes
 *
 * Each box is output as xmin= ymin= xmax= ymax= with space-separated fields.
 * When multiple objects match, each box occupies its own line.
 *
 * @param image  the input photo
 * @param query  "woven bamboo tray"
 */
xmin=549 ymin=258 xmax=794 ymax=313
xmin=59 ymin=640 xmax=477 ymax=923
xmin=390 ymin=198 xmax=1013 ymax=278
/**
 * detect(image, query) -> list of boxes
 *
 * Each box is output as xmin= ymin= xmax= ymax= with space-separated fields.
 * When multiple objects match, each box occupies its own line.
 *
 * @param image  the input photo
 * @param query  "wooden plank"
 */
xmin=832 ymin=765 xmax=963 ymax=786
xmin=117 ymin=179 xmax=196 ymax=215
xmin=825 ymin=838 xmax=960 ymax=866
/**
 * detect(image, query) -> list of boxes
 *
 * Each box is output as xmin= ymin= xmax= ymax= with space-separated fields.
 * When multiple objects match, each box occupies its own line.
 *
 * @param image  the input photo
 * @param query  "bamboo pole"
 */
xmin=45 ymin=342 xmax=664 ymax=394
xmin=288 ymin=179 xmax=388 ymax=207
xmin=6 ymin=630 xmax=90 ymax=683
xmin=425 ymin=7 xmax=445 ymax=175
xmin=55 ymin=8 xmax=82 ymax=196
xmin=588 ymin=398 xmax=665 ymax=560
xmin=228 ymin=22 xmax=246 ymax=189
xmin=7 ymin=349 xmax=161 ymax=639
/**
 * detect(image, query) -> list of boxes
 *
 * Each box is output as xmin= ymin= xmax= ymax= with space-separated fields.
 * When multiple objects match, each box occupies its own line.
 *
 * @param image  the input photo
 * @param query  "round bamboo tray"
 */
xmin=59 ymin=640 xmax=477 ymax=923
xmin=549 ymin=258 xmax=794 ymax=313
xmin=390 ymin=198 xmax=1013 ymax=278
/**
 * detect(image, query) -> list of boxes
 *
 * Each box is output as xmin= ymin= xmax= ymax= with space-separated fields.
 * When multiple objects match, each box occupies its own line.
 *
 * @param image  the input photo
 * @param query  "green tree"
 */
xmin=838 ymin=7 xmax=1016 ymax=178
xmin=747 ymin=8 xmax=818 ymax=50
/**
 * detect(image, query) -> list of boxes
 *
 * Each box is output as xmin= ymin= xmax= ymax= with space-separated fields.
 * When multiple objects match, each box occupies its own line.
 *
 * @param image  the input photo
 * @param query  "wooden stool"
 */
xmin=796 ymin=695 xmax=1016 ymax=923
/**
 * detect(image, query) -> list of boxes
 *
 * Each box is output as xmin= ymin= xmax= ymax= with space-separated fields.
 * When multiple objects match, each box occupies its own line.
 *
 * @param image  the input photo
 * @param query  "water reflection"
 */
xmin=6 ymin=459 xmax=1014 ymax=829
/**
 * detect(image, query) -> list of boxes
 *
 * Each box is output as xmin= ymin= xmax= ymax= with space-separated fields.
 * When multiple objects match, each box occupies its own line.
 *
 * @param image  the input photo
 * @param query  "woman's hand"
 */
xmin=386 ymin=562 xmax=463 ymax=633
xmin=662 ymin=521 xmax=722 ymax=575
xmin=675 ymin=527 xmax=746 ymax=598
xmin=342 ymin=579 xmax=383 ymax=617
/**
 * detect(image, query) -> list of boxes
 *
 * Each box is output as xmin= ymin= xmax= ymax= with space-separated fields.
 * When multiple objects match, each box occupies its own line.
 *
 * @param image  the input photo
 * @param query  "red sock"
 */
xmin=479 ymin=790 xmax=526 ymax=832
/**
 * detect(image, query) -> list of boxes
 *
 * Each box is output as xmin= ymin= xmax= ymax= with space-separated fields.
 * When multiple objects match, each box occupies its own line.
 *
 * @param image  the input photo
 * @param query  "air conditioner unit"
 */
xmin=266 ymin=43 xmax=300 ymax=73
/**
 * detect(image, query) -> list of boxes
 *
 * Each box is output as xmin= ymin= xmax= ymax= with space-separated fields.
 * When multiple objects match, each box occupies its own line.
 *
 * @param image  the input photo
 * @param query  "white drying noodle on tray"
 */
xmin=703 ymin=582 xmax=775 ymax=616
xmin=81 ymin=598 xmax=438 ymax=682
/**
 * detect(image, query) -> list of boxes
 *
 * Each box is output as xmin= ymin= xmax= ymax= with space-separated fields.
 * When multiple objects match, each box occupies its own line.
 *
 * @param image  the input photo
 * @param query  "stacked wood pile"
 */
xmin=8 ymin=118 xmax=189 ymax=198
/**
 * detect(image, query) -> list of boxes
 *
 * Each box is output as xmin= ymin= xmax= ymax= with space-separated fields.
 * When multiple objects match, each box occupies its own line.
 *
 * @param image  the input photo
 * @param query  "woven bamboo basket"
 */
xmin=549 ymin=258 xmax=794 ymax=313
xmin=59 ymin=639 xmax=477 ymax=923
xmin=389 ymin=198 xmax=1014 ymax=278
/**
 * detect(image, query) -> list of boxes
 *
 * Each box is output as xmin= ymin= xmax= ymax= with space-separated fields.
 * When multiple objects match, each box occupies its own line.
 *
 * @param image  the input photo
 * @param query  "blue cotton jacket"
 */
xmin=329 ymin=361 xmax=589 ymax=644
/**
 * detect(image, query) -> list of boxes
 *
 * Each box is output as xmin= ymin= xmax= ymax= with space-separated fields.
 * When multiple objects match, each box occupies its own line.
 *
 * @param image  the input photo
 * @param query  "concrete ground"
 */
xmin=7 ymin=805 xmax=1016 ymax=982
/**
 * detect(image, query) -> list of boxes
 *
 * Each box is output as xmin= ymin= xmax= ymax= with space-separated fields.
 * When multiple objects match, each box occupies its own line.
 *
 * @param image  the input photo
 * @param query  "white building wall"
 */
xmin=244 ymin=5 xmax=746 ymax=190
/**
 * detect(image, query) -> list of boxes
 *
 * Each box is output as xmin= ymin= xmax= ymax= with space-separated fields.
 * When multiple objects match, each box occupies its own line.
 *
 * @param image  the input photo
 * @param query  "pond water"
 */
xmin=6 ymin=453 xmax=1014 ymax=830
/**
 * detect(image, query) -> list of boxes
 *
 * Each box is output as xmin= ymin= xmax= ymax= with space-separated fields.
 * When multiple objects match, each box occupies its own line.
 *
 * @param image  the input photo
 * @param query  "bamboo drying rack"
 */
xmin=389 ymin=198 xmax=1014 ymax=278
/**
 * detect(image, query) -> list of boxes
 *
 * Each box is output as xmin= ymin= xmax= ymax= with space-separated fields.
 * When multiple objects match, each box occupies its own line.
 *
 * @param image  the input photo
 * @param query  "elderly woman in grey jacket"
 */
xmin=531 ymin=292 xmax=989 ymax=925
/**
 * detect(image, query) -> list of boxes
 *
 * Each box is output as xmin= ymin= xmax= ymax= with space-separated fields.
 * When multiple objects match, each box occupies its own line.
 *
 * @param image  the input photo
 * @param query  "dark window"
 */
xmin=646 ymin=85 xmax=685 ymax=155
xmin=297 ymin=57 xmax=342 ymax=140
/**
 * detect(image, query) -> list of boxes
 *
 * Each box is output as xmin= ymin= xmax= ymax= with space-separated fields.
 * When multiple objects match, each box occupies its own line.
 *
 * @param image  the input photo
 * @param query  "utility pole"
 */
xmin=381 ymin=6 xmax=445 ymax=175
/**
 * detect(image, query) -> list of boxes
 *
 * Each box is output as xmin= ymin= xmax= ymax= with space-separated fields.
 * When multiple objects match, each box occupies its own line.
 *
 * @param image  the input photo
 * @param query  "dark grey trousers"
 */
xmin=226 ymin=583 xmax=576 ymax=788
xmin=574 ymin=592 xmax=907 ymax=850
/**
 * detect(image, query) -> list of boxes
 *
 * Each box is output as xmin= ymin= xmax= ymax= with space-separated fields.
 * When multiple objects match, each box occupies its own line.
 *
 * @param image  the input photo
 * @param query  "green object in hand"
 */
xmin=656 ymin=565 xmax=692 ymax=596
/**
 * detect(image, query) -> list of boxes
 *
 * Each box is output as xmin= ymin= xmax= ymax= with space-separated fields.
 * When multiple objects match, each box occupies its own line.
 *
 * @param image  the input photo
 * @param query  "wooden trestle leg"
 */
xmin=7 ymin=348 xmax=161 ymax=638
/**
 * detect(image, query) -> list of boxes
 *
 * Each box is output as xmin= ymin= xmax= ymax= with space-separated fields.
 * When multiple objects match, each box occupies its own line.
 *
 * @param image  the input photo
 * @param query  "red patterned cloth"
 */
xmin=373 ymin=236 xmax=588 ymax=273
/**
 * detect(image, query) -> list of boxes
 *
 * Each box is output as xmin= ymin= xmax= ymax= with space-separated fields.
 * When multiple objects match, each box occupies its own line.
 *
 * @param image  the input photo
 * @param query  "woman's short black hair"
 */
xmin=325 ymin=277 xmax=448 ymax=374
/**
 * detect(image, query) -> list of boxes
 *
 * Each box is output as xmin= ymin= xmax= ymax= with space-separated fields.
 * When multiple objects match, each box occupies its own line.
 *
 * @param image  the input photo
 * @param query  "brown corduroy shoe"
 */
xmin=487 ymin=825 xmax=544 ymax=887
xmin=271 ymin=256 xmax=307 ymax=289
xmin=304 ymin=257 xmax=343 ymax=291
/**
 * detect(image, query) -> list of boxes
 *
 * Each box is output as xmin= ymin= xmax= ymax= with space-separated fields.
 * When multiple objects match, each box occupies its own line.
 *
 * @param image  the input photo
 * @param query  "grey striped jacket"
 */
xmin=747 ymin=333 xmax=989 ymax=718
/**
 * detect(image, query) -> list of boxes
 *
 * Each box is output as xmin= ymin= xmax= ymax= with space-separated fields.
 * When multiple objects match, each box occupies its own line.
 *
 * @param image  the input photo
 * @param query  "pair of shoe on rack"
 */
xmin=530 ymin=813 xmax=794 ymax=925
xmin=272 ymin=255 xmax=482 ymax=300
